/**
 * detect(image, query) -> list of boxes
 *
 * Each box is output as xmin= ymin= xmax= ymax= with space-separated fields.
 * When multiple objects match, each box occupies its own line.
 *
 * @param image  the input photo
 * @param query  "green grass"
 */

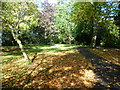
xmin=2 ymin=44 xmax=81 ymax=64
xmin=27 ymin=44 xmax=80 ymax=53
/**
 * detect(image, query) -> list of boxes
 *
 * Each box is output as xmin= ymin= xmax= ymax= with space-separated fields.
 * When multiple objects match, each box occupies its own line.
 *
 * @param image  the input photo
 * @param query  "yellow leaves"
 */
xmin=83 ymin=80 xmax=93 ymax=88
xmin=64 ymin=67 xmax=72 ymax=70
xmin=3 ymin=75 xmax=11 ymax=79
xmin=24 ymin=16 xmax=31 ymax=21
xmin=19 ymin=22 xmax=29 ymax=30
xmin=70 ymin=82 xmax=75 ymax=86
xmin=49 ymin=68 xmax=56 ymax=73
xmin=2 ymin=49 xmax=99 ymax=88
xmin=49 ymin=66 xmax=72 ymax=73
xmin=88 ymin=48 xmax=120 ymax=65
xmin=84 ymin=70 xmax=95 ymax=80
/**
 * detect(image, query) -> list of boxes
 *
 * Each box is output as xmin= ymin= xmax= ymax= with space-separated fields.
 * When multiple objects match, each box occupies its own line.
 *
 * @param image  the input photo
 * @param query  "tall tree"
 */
xmin=53 ymin=0 xmax=76 ymax=44
xmin=114 ymin=2 xmax=120 ymax=27
xmin=90 ymin=2 xmax=100 ymax=47
xmin=2 ymin=2 xmax=38 ymax=61
xmin=38 ymin=0 xmax=56 ymax=44
xmin=71 ymin=2 xmax=119 ymax=47
xmin=98 ymin=2 xmax=120 ymax=47
xmin=72 ymin=2 xmax=99 ymax=46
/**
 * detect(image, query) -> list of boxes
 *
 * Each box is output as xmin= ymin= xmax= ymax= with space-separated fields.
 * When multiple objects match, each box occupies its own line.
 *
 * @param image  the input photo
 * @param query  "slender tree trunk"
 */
xmin=69 ymin=36 xmax=72 ymax=44
xmin=11 ymin=30 xmax=30 ymax=61
xmin=91 ymin=18 xmax=97 ymax=47
xmin=0 ymin=30 xmax=2 ymax=46
xmin=90 ymin=3 xmax=98 ymax=47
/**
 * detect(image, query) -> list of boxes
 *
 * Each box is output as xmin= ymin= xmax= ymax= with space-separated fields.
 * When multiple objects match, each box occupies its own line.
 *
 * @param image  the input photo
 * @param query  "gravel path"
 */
xmin=78 ymin=47 xmax=120 ymax=89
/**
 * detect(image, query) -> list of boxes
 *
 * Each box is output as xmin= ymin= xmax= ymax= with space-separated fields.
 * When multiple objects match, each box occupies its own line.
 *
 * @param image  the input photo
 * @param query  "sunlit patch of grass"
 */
xmin=40 ymin=44 xmax=78 ymax=50
xmin=27 ymin=44 xmax=80 ymax=53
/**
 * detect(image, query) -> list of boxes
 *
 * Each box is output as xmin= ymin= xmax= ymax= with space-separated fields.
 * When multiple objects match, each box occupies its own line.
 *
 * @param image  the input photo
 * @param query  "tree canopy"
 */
xmin=1 ymin=1 xmax=120 ymax=61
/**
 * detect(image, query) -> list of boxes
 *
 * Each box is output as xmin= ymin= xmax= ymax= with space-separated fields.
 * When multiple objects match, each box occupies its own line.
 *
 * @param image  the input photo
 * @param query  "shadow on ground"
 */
xmin=2 ymin=47 xmax=120 ymax=89
xmin=2 ymin=51 xmax=96 ymax=89
xmin=77 ymin=47 xmax=120 ymax=89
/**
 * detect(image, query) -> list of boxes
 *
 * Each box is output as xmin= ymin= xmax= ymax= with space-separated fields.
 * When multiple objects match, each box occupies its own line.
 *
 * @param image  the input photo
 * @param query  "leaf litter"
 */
xmin=2 ymin=49 xmax=116 ymax=89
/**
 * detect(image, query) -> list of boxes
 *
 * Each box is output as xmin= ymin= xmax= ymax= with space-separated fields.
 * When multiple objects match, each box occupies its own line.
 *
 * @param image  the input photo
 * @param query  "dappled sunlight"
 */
xmin=36 ymin=51 xmax=99 ymax=88
xmin=49 ymin=66 xmax=72 ymax=73
xmin=82 ymin=69 xmax=96 ymax=80
xmin=2 ymin=45 xmax=120 ymax=89
xmin=79 ymin=47 xmax=120 ymax=88
xmin=39 ymin=44 xmax=79 ymax=51
xmin=88 ymin=48 xmax=120 ymax=66
xmin=40 ymin=44 xmax=65 ymax=49
xmin=37 ymin=50 xmax=74 ymax=55
xmin=80 ymin=69 xmax=98 ymax=88
xmin=2 ymin=48 xmax=99 ymax=89
xmin=1 ymin=44 xmax=80 ymax=58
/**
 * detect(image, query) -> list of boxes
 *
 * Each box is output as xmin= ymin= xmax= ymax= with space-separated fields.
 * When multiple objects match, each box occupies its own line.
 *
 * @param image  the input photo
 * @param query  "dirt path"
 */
xmin=78 ymin=47 xmax=120 ymax=89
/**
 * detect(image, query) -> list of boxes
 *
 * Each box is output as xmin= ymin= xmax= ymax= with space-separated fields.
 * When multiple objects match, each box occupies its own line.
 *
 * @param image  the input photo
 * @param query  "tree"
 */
xmin=101 ymin=2 xmax=120 ymax=47
xmin=72 ymin=2 xmax=99 ymax=47
xmin=90 ymin=2 xmax=101 ymax=47
xmin=71 ymin=2 xmax=119 ymax=47
xmin=114 ymin=2 xmax=120 ymax=27
xmin=53 ymin=0 xmax=76 ymax=44
xmin=2 ymin=2 xmax=39 ymax=62
xmin=38 ymin=0 xmax=56 ymax=44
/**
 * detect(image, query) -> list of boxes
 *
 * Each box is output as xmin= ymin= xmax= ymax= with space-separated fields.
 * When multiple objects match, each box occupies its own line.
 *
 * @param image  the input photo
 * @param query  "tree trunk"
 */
xmin=90 ymin=4 xmax=98 ymax=48
xmin=11 ymin=30 xmax=30 ymax=61
xmin=0 ymin=30 xmax=2 ymax=46
xmin=91 ymin=21 xmax=97 ymax=47
xmin=69 ymin=36 xmax=72 ymax=44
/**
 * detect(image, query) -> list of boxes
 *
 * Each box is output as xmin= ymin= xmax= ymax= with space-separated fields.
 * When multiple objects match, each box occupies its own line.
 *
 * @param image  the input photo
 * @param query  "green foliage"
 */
xmin=2 ymin=30 xmax=17 ymax=46
xmin=1 ymin=1 xmax=120 ymax=48
xmin=53 ymin=1 xmax=76 ymax=44
xmin=71 ymin=2 xmax=120 ymax=47
xmin=101 ymin=20 xmax=120 ymax=47
xmin=2 ymin=2 xmax=38 ymax=30
xmin=2 ymin=2 xmax=39 ymax=45
xmin=37 ymin=1 xmax=56 ymax=44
